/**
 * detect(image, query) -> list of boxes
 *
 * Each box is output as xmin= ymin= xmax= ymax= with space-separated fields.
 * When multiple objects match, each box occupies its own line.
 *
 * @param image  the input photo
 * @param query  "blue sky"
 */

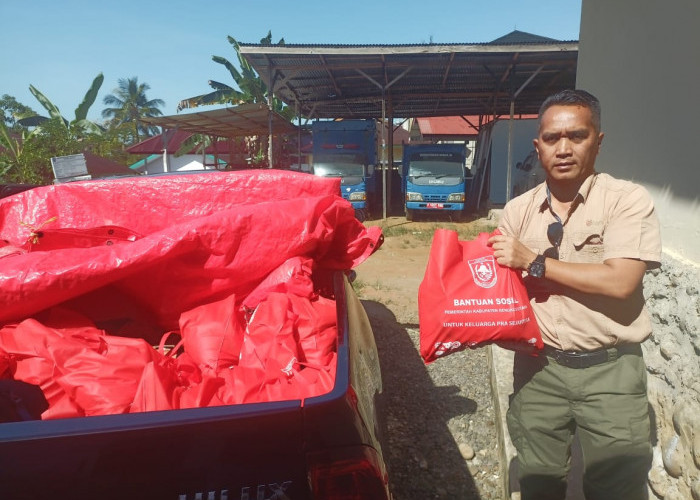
xmin=1 ymin=0 xmax=582 ymax=122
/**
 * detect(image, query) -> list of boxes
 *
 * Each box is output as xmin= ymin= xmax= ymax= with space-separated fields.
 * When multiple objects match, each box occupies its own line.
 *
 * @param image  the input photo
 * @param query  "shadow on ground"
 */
xmin=362 ymin=299 xmax=483 ymax=499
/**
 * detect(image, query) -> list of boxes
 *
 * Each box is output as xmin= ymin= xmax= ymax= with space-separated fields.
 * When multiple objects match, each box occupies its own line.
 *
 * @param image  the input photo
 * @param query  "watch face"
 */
xmin=529 ymin=257 xmax=546 ymax=278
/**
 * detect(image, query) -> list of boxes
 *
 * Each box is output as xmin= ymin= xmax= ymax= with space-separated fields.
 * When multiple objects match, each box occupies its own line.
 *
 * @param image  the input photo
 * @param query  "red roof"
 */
xmin=126 ymin=130 xmax=242 ymax=155
xmin=416 ymin=116 xmax=482 ymax=136
xmin=126 ymin=130 xmax=193 ymax=155
xmin=416 ymin=114 xmax=538 ymax=138
xmin=82 ymin=151 xmax=136 ymax=177
xmin=390 ymin=124 xmax=411 ymax=144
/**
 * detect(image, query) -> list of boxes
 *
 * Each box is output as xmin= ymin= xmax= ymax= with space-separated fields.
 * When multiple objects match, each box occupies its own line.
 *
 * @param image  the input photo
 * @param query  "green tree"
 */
xmin=0 ymin=121 xmax=35 ymax=180
xmin=17 ymin=73 xmax=105 ymax=136
xmin=177 ymin=31 xmax=294 ymax=120
xmin=0 ymin=118 xmax=77 ymax=184
xmin=176 ymin=31 xmax=296 ymax=167
xmin=1 ymin=95 xmax=37 ymax=129
xmin=102 ymin=77 xmax=165 ymax=144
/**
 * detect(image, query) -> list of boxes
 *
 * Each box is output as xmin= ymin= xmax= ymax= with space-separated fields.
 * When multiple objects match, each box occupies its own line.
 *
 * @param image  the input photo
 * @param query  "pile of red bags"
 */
xmin=0 ymin=170 xmax=382 ymax=419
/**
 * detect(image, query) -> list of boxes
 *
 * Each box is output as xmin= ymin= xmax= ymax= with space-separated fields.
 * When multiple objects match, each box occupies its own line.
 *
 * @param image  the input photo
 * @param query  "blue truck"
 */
xmin=401 ymin=143 xmax=471 ymax=221
xmin=311 ymin=120 xmax=378 ymax=221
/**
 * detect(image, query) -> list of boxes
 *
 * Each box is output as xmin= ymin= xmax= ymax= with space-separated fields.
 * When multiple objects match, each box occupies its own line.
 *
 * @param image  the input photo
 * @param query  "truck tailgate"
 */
xmin=0 ymin=401 xmax=307 ymax=499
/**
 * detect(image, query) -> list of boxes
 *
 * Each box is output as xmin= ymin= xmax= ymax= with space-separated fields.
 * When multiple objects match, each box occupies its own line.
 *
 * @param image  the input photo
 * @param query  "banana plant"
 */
xmin=0 ymin=120 xmax=39 ymax=178
xmin=176 ymin=31 xmax=294 ymax=121
xmin=17 ymin=73 xmax=105 ymax=136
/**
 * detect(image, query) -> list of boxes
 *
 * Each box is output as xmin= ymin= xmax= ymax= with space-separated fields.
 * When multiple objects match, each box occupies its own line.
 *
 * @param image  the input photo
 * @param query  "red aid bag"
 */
xmin=418 ymin=229 xmax=543 ymax=363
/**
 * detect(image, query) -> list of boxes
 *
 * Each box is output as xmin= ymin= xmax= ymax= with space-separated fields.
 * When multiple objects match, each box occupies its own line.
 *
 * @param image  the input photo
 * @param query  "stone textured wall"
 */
xmin=644 ymin=255 xmax=700 ymax=500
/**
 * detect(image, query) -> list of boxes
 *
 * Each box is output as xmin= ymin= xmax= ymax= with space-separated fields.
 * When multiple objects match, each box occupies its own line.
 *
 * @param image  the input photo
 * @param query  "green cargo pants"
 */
xmin=507 ymin=345 xmax=652 ymax=500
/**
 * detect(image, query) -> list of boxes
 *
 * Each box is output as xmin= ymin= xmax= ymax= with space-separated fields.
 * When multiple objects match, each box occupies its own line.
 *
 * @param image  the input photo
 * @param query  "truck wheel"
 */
xmin=405 ymin=209 xmax=415 ymax=222
xmin=354 ymin=209 xmax=366 ymax=222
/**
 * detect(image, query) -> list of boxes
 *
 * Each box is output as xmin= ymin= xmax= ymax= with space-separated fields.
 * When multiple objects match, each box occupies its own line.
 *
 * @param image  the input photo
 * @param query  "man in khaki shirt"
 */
xmin=489 ymin=89 xmax=661 ymax=500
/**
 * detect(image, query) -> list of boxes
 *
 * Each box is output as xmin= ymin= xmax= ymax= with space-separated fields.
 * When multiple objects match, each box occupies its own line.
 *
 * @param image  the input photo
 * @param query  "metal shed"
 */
xmin=238 ymin=31 xmax=577 ymax=212
xmin=237 ymin=31 xmax=578 ymax=120
xmin=140 ymin=103 xmax=297 ymax=138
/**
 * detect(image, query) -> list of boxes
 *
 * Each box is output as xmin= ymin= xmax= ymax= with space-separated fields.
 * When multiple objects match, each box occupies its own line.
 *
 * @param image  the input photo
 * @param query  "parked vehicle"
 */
xmin=0 ymin=183 xmax=39 ymax=199
xmin=401 ymin=143 xmax=471 ymax=221
xmin=0 ymin=171 xmax=391 ymax=500
xmin=312 ymin=120 xmax=378 ymax=221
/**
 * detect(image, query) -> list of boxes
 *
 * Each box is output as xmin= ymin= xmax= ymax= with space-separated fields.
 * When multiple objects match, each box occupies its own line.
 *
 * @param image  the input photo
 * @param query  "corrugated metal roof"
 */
xmin=239 ymin=31 xmax=578 ymax=120
xmin=488 ymin=30 xmax=562 ymax=45
xmin=140 ymin=103 xmax=297 ymax=138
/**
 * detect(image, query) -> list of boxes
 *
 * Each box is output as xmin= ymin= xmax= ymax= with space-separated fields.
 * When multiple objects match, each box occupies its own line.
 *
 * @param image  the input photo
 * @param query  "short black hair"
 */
xmin=538 ymin=89 xmax=601 ymax=131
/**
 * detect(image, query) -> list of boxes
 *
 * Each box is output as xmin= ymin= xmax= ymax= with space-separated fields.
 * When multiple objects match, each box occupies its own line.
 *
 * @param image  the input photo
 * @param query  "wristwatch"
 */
xmin=527 ymin=254 xmax=547 ymax=278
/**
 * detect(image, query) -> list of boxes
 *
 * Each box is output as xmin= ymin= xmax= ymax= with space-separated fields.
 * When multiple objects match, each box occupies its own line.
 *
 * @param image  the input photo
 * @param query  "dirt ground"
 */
xmin=353 ymin=214 xmax=504 ymax=500
xmin=355 ymin=215 xmax=497 ymax=325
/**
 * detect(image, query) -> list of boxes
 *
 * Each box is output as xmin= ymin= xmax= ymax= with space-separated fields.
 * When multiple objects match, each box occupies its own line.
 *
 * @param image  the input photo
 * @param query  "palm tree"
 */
xmin=102 ymin=77 xmax=165 ymax=143
xmin=17 ymin=73 xmax=105 ymax=137
xmin=177 ymin=31 xmax=294 ymax=121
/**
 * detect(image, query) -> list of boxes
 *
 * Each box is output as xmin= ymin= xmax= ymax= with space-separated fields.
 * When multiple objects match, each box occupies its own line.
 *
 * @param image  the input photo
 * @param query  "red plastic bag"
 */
xmin=179 ymin=293 xmax=244 ymax=372
xmin=0 ymin=312 xmax=164 ymax=418
xmin=418 ymin=229 xmax=542 ymax=363
xmin=242 ymin=256 xmax=315 ymax=310
xmin=217 ymin=291 xmax=337 ymax=405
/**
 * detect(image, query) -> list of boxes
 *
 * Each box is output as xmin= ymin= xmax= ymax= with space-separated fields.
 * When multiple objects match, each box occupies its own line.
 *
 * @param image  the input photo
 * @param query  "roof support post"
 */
xmin=355 ymin=67 xmax=411 ymax=219
xmin=202 ymin=134 xmax=207 ymax=169
xmin=381 ymin=93 xmax=387 ymax=220
xmin=268 ymin=66 xmax=274 ymax=168
xmin=387 ymin=97 xmax=394 ymax=216
xmin=296 ymin=101 xmax=301 ymax=171
xmin=506 ymin=99 xmax=515 ymax=203
xmin=162 ymin=129 xmax=170 ymax=173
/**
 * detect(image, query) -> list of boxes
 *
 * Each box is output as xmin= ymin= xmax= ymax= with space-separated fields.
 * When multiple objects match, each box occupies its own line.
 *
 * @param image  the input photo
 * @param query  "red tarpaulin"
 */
xmin=0 ymin=170 xmax=383 ymax=418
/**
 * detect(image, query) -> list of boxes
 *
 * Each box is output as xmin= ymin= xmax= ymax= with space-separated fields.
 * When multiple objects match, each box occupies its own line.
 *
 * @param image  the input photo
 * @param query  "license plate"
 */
xmin=426 ymin=203 xmax=444 ymax=209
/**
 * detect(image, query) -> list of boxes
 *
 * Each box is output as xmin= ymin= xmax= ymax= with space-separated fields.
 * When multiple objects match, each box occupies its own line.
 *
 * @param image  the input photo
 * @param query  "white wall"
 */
xmin=488 ymin=119 xmax=542 ymax=204
xmin=137 ymin=155 xmax=217 ymax=176
xmin=577 ymin=0 xmax=700 ymax=265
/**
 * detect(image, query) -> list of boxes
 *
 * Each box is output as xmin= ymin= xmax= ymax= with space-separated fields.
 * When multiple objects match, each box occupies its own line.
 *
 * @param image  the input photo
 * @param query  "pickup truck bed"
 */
xmin=0 ymin=170 xmax=389 ymax=500
xmin=0 ymin=273 xmax=389 ymax=500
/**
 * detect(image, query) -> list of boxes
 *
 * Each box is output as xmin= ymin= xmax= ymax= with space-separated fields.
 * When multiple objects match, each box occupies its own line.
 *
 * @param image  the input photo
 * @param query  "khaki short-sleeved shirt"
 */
xmin=499 ymin=172 xmax=662 ymax=351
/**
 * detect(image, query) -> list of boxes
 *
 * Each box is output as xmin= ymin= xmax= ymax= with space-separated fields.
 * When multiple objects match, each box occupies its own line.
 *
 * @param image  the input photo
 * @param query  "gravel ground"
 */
xmin=355 ymin=216 xmax=503 ymax=500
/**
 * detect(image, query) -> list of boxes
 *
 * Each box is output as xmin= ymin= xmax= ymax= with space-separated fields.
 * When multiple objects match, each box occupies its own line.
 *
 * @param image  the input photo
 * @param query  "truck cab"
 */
xmin=311 ymin=120 xmax=378 ymax=222
xmin=402 ymin=143 xmax=471 ymax=221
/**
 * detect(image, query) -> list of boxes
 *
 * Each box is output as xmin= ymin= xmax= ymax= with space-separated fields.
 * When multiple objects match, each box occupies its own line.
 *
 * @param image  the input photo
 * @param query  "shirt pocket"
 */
xmin=572 ymin=231 xmax=605 ymax=263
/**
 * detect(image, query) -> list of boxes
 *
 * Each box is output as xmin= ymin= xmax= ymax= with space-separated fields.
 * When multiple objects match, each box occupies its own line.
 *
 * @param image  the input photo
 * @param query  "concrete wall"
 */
xmin=577 ymin=0 xmax=700 ymax=265
xmin=577 ymin=1 xmax=700 ymax=498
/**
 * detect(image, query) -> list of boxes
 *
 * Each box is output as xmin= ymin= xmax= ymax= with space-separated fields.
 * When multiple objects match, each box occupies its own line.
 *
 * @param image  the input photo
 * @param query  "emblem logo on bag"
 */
xmin=467 ymin=256 xmax=497 ymax=289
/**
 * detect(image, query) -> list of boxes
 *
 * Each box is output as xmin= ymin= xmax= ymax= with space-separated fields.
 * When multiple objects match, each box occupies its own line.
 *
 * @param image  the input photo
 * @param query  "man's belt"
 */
xmin=541 ymin=344 xmax=641 ymax=369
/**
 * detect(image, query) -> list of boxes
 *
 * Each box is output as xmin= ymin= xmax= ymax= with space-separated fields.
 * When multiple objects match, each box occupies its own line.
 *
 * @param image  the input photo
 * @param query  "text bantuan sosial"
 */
xmin=442 ymin=297 xmax=530 ymax=327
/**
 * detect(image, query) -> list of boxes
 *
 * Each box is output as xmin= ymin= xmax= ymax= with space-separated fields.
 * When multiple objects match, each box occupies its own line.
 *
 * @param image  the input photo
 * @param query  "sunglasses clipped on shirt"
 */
xmin=544 ymin=221 xmax=563 ymax=260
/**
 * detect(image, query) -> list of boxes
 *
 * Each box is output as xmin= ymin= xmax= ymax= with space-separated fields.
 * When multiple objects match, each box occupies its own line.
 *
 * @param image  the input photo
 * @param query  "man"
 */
xmin=488 ymin=89 xmax=661 ymax=500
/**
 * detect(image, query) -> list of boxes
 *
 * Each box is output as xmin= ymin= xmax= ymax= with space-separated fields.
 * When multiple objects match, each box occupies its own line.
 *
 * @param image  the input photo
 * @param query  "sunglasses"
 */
xmin=544 ymin=221 xmax=563 ymax=259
